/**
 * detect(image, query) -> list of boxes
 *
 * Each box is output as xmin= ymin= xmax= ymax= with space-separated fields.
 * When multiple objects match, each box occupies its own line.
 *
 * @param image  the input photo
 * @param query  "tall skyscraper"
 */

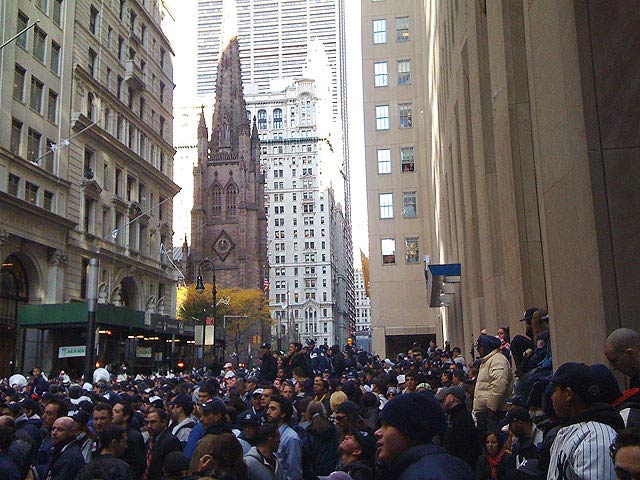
xmin=191 ymin=37 xmax=268 ymax=289
xmin=245 ymin=78 xmax=350 ymax=347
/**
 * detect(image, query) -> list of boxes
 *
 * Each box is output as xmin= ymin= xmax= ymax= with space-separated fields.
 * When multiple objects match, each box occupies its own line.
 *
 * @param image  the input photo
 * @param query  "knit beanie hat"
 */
xmin=379 ymin=391 xmax=446 ymax=443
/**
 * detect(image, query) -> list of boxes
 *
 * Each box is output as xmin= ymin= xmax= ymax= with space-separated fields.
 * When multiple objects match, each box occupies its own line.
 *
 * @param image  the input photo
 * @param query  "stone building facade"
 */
xmin=363 ymin=0 xmax=640 ymax=365
xmin=190 ymin=37 xmax=268 ymax=290
xmin=0 ymin=0 xmax=181 ymax=377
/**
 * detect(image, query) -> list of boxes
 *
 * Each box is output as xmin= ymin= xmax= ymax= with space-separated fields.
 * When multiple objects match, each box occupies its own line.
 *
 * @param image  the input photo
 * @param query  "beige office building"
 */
xmin=361 ymin=1 xmax=439 ymax=357
xmin=0 ymin=0 xmax=184 ymax=377
xmin=363 ymin=0 xmax=640 ymax=365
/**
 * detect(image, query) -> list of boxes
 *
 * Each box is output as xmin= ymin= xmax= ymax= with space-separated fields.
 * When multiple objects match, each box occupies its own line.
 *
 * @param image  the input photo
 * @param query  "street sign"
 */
xmin=58 ymin=346 xmax=86 ymax=358
xmin=136 ymin=346 xmax=152 ymax=358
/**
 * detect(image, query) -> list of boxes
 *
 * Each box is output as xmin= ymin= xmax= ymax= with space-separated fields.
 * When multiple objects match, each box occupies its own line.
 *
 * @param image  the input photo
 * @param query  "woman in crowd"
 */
xmin=304 ymin=401 xmax=340 ymax=477
xmin=475 ymin=432 xmax=514 ymax=480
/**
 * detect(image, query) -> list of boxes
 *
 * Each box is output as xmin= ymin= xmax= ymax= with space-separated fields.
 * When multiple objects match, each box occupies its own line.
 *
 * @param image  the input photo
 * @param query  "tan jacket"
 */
xmin=472 ymin=348 xmax=512 ymax=413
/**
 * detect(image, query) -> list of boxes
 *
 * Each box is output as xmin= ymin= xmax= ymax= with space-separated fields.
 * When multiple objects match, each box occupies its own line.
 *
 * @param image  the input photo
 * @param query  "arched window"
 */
xmin=226 ymin=183 xmax=238 ymax=217
xmin=0 ymin=255 xmax=28 ymax=378
xmin=246 ymin=110 xmax=252 ymax=122
xmin=257 ymin=109 xmax=267 ymax=130
xmin=273 ymin=108 xmax=283 ymax=129
xmin=211 ymin=184 xmax=222 ymax=216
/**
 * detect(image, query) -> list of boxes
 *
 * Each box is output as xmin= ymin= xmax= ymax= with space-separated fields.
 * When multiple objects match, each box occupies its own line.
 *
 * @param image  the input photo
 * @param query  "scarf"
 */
xmin=613 ymin=388 xmax=640 ymax=408
xmin=486 ymin=450 xmax=506 ymax=479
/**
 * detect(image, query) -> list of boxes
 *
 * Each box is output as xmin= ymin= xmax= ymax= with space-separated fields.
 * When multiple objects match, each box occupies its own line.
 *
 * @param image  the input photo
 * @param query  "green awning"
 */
xmin=18 ymin=303 xmax=194 ymax=338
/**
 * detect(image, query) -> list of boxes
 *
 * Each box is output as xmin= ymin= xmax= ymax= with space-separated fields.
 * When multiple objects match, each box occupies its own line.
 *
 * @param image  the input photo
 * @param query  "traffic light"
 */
xmin=177 ymin=361 xmax=185 ymax=370
xmin=346 ymin=337 xmax=353 ymax=347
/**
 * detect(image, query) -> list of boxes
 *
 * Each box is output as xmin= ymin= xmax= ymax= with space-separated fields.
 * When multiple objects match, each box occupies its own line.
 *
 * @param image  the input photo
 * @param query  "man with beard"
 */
xmin=266 ymin=395 xmax=302 ymax=480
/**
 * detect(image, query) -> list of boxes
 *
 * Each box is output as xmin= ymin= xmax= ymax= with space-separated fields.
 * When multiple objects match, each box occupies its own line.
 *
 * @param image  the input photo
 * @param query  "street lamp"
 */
xmin=196 ymin=258 xmax=217 ymax=365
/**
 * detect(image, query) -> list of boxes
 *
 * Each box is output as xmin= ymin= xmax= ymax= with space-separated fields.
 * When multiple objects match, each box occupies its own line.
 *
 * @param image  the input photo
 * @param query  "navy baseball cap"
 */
xmin=545 ymin=362 xmax=599 ymax=404
xmin=200 ymin=398 xmax=227 ymax=415
xmin=168 ymin=394 xmax=193 ymax=410
xmin=238 ymin=411 xmax=261 ymax=426
xmin=521 ymin=307 xmax=539 ymax=321
xmin=260 ymin=343 xmax=271 ymax=349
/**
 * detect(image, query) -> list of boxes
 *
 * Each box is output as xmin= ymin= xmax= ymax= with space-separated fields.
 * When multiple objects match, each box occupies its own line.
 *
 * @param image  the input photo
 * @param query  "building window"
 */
xmin=212 ymin=184 xmax=221 ymax=216
xmin=27 ymin=128 xmax=42 ymax=162
xmin=373 ymin=19 xmax=386 ymax=44
xmin=160 ymin=82 xmax=165 ymax=102
xmin=119 ymin=0 xmax=126 ymax=20
xmin=273 ymin=108 xmax=283 ymax=129
xmin=47 ymin=89 xmax=58 ymax=123
xmin=118 ymin=36 xmax=124 ymax=60
xmin=10 ymin=120 xmax=22 ymax=155
xmin=33 ymin=27 xmax=47 ymax=63
xmin=87 ymin=92 xmax=96 ymax=120
xmin=396 ymin=16 xmax=409 ymax=42
xmin=374 ymin=61 xmax=388 ymax=87
xmin=400 ymin=146 xmax=415 ymax=172
xmin=399 ymin=103 xmax=412 ymax=128
xmin=44 ymin=191 xmax=54 ymax=211
xmin=382 ymin=238 xmax=396 ymax=264
xmin=88 ymin=48 xmax=98 ymax=77
xmin=44 ymin=138 xmax=55 ymax=173
xmin=84 ymin=197 xmax=96 ymax=234
xmin=160 ymin=117 xmax=165 ymax=138
xmin=50 ymin=41 xmax=61 ymax=74
xmin=53 ymin=0 xmax=63 ymax=26
xmin=84 ymin=148 xmax=95 ymax=178
xmin=30 ymin=77 xmax=44 ymax=113
xmin=37 ymin=0 xmax=49 ymax=13
xmin=397 ymin=59 xmax=411 ymax=85
xmin=8 ymin=174 xmax=20 ymax=196
xmin=257 ymin=109 xmax=267 ymax=129
xmin=405 ymin=237 xmax=420 ymax=263
xmin=25 ymin=182 xmax=39 ymax=205
xmin=402 ymin=191 xmax=417 ymax=218
xmin=375 ymin=105 xmax=389 ymax=130
xmin=17 ymin=12 xmax=29 ymax=49
xmin=90 ymin=5 xmax=99 ymax=34
xmin=226 ymin=184 xmax=238 ymax=217
xmin=13 ymin=65 xmax=26 ymax=101
xmin=377 ymin=148 xmax=391 ymax=174
xmin=160 ymin=48 xmax=166 ymax=68
xmin=379 ymin=193 xmax=394 ymax=219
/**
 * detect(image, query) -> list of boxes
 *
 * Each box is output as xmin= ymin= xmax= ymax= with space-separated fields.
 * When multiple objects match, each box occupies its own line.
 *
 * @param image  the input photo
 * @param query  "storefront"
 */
xmin=17 ymin=303 xmax=194 ymax=377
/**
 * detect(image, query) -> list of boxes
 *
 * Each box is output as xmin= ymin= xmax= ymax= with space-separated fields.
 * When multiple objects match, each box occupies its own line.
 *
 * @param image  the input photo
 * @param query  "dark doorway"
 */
xmin=385 ymin=334 xmax=436 ymax=359
xmin=0 ymin=255 xmax=28 ymax=377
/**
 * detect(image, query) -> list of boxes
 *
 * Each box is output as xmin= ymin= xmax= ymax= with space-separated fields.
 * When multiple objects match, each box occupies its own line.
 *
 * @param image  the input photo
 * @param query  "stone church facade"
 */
xmin=190 ymin=37 xmax=267 ymax=290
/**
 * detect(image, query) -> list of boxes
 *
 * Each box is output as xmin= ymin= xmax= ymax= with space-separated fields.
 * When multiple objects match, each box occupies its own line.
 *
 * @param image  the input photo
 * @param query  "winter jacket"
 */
xmin=143 ymin=428 xmax=182 ymax=480
xmin=44 ymin=439 xmax=86 ymax=480
xmin=244 ymin=446 xmax=283 ymax=480
xmin=474 ymin=452 xmax=515 ymax=479
xmin=341 ymin=459 xmax=373 ymax=480
xmin=473 ymin=340 xmax=513 ymax=414
xmin=547 ymin=403 xmax=624 ymax=480
xmin=0 ymin=452 xmax=22 ymax=480
xmin=443 ymin=402 xmax=481 ymax=469
xmin=260 ymin=352 xmax=278 ymax=382
xmin=284 ymin=352 xmax=309 ymax=378
xmin=375 ymin=444 xmax=475 ymax=480
xmin=121 ymin=426 xmax=145 ymax=477
xmin=305 ymin=421 xmax=339 ymax=477
xmin=75 ymin=454 xmax=136 ymax=480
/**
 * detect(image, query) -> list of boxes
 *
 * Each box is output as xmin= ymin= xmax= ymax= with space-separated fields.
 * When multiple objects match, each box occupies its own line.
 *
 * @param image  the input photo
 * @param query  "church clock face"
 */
xmin=212 ymin=230 xmax=234 ymax=261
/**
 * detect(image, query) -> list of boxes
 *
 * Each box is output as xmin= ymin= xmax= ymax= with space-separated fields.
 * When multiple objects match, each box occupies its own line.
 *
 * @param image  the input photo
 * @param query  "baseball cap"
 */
xmin=318 ymin=473 xmax=353 ymax=480
xmin=521 ymin=307 xmax=539 ymax=321
xmin=71 ymin=409 xmax=91 ymax=426
xmin=442 ymin=386 xmax=466 ymax=402
xmin=147 ymin=396 xmax=163 ymax=408
xmin=163 ymin=451 xmax=190 ymax=477
xmin=253 ymin=388 xmax=264 ymax=396
xmin=260 ymin=343 xmax=271 ymax=349
xmin=349 ymin=428 xmax=376 ymax=461
xmin=503 ymin=406 xmax=531 ymax=424
xmin=545 ymin=362 xmax=600 ymax=404
xmin=396 ymin=374 xmax=406 ymax=384
xmin=224 ymin=362 xmax=233 ymax=369
xmin=200 ymin=398 xmax=227 ymax=415
xmin=238 ymin=411 xmax=261 ymax=426
xmin=336 ymin=400 xmax=359 ymax=415
xmin=245 ymin=376 xmax=259 ymax=384
xmin=167 ymin=394 xmax=193 ymax=410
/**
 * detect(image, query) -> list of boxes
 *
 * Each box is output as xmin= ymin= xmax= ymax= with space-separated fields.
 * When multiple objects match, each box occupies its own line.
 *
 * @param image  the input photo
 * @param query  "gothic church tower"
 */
xmin=191 ymin=37 xmax=267 ymax=289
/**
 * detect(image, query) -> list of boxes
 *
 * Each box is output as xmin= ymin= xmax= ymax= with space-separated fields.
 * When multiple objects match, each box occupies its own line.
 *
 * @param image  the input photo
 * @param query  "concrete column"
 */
xmin=46 ymin=250 xmax=68 ymax=304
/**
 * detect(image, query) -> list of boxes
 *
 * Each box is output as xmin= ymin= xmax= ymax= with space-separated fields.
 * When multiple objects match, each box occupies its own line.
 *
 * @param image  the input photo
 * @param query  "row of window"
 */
xmin=209 ymin=183 xmax=238 ymax=217
xmin=254 ymin=102 xmax=313 ymax=130
xmin=17 ymin=11 xmax=62 ymax=73
xmin=10 ymin=119 xmax=55 ymax=173
xmin=274 ymin=277 xmax=329 ymax=290
xmin=272 ymin=178 xmax=315 ymax=190
xmin=274 ymin=291 xmax=331 ymax=304
xmin=378 ymin=192 xmax=417 ymax=219
xmin=14 ymin=66 xmax=59 ymax=125
xmin=373 ymin=60 xmax=412 ymax=87
xmin=376 ymin=146 xmax=415 ymax=174
xmin=375 ymin=103 xmax=413 ymax=130
xmin=273 ymin=265 xmax=329 ymax=277
xmin=381 ymin=237 xmax=420 ymax=265
xmin=272 ymin=253 xmax=328 ymax=264
xmin=372 ymin=17 xmax=410 ymax=44
xmin=7 ymin=174 xmax=55 ymax=212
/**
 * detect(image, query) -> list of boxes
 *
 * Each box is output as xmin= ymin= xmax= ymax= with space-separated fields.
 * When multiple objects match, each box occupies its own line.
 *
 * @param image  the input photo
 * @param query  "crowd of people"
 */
xmin=1 ymin=307 xmax=640 ymax=480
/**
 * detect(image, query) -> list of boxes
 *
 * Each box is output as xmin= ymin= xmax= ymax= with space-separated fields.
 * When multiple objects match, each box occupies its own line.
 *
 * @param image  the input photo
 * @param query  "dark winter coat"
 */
xmin=305 ymin=422 xmax=339 ymax=476
xmin=375 ymin=444 xmax=475 ymax=480
xmin=44 ymin=439 xmax=86 ymax=480
xmin=123 ymin=426 xmax=146 ymax=477
xmin=75 ymin=454 xmax=136 ymax=480
xmin=341 ymin=459 xmax=373 ymax=480
xmin=475 ymin=452 xmax=515 ymax=480
xmin=284 ymin=352 xmax=309 ymax=378
xmin=444 ymin=402 xmax=482 ymax=469
xmin=260 ymin=352 xmax=278 ymax=382
xmin=143 ymin=428 xmax=182 ymax=480
xmin=0 ymin=452 xmax=22 ymax=480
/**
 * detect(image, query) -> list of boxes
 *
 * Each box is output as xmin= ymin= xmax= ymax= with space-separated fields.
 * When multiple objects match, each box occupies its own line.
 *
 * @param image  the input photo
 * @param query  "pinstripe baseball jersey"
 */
xmin=547 ymin=420 xmax=617 ymax=480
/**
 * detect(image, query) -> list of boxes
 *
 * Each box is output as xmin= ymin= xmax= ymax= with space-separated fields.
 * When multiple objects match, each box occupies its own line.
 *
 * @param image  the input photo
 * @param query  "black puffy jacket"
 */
xmin=75 ymin=454 xmax=136 ymax=480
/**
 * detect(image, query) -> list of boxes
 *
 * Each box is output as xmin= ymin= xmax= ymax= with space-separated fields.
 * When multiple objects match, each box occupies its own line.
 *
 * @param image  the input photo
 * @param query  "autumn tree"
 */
xmin=177 ymin=284 xmax=272 ymax=365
